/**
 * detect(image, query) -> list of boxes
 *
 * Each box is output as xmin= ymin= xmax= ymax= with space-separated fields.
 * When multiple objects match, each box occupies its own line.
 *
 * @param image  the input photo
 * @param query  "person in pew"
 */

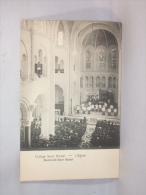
xmin=91 ymin=104 xmax=94 ymax=111
xmin=87 ymin=106 xmax=91 ymax=114
xmin=95 ymin=104 xmax=98 ymax=112
xmin=104 ymin=102 xmax=107 ymax=108
xmin=77 ymin=105 xmax=80 ymax=114
xmin=81 ymin=103 xmax=84 ymax=109
xmin=114 ymin=108 xmax=118 ymax=116
xmin=83 ymin=106 xmax=86 ymax=114
xmin=102 ymin=106 xmax=106 ymax=115
xmin=110 ymin=105 xmax=114 ymax=111
xmin=94 ymin=105 xmax=96 ymax=112
xmin=99 ymin=104 xmax=102 ymax=112
xmin=108 ymin=108 xmax=111 ymax=116
xmin=83 ymin=117 xmax=87 ymax=125
xmin=107 ymin=99 xmax=110 ymax=104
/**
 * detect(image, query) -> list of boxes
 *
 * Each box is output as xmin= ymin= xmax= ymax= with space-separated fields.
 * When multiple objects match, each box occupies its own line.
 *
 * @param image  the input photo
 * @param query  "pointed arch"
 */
xmin=57 ymin=22 xmax=64 ymax=46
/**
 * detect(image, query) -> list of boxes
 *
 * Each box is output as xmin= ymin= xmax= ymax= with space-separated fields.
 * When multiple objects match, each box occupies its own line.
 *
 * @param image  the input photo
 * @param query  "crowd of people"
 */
xmin=75 ymin=101 xmax=118 ymax=116
xmin=47 ymin=118 xmax=87 ymax=149
xmin=29 ymin=116 xmax=119 ymax=150
xmin=75 ymin=92 xmax=118 ymax=116
xmin=91 ymin=120 xmax=120 ymax=148
xmin=30 ymin=117 xmax=87 ymax=149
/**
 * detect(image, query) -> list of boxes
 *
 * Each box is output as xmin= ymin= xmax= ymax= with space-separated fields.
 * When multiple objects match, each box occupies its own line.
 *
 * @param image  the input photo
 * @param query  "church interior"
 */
xmin=20 ymin=20 xmax=121 ymax=150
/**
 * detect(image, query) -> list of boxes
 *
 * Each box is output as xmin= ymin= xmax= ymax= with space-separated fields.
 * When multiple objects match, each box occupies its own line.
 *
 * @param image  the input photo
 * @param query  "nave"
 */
xmin=21 ymin=116 xmax=120 ymax=150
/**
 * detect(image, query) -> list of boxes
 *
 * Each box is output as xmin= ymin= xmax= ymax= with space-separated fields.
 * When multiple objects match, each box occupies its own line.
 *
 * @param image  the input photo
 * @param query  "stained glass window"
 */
xmin=96 ymin=76 xmax=100 ymax=87
xmin=111 ymin=49 xmax=116 ymax=68
xmin=102 ymin=76 xmax=106 ymax=87
xmin=108 ymin=77 xmax=112 ymax=88
xmin=113 ymin=77 xmax=116 ymax=88
xmin=86 ymin=49 xmax=92 ymax=68
xmin=90 ymin=76 xmax=94 ymax=88
xmin=99 ymin=49 xmax=104 ymax=62
xmin=85 ymin=76 xmax=88 ymax=88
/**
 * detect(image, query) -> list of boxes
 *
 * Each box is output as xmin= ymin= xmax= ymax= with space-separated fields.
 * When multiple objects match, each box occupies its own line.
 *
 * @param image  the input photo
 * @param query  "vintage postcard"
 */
xmin=20 ymin=20 xmax=122 ymax=181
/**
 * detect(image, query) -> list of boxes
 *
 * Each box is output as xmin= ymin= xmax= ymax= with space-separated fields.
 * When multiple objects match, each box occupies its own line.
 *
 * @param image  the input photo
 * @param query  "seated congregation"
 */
xmin=21 ymin=116 xmax=120 ymax=150
xmin=30 ymin=117 xmax=87 ymax=149
xmin=91 ymin=120 xmax=120 ymax=148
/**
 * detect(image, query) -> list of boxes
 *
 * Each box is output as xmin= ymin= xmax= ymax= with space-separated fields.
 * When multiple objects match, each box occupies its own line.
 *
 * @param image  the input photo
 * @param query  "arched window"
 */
xmin=102 ymin=76 xmax=106 ymax=88
xmin=86 ymin=49 xmax=92 ymax=68
xmin=97 ymin=47 xmax=106 ymax=70
xmin=99 ymin=49 xmax=105 ymax=62
xmin=80 ymin=77 xmax=83 ymax=88
xmin=113 ymin=77 xmax=116 ymax=88
xmin=90 ymin=76 xmax=94 ymax=88
xmin=108 ymin=46 xmax=117 ymax=69
xmin=55 ymin=56 xmax=59 ymax=73
xmin=57 ymin=22 xmax=64 ymax=46
xmin=43 ymin=57 xmax=47 ymax=77
xmin=111 ymin=49 xmax=116 ymax=68
xmin=35 ymin=50 xmax=43 ymax=77
xmin=85 ymin=76 xmax=88 ymax=88
xmin=38 ymin=49 xmax=42 ymax=63
xmin=96 ymin=76 xmax=100 ymax=87
xmin=21 ymin=54 xmax=28 ymax=81
xmin=108 ymin=77 xmax=112 ymax=88
xmin=60 ymin=60 xmax=64 ymax=73
xmin=22 ymin=54 xmax=27 ymax=61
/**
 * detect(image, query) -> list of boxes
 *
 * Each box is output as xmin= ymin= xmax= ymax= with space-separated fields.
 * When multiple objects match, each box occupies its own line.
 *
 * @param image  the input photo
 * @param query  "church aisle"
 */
xmin=79 ymin=124 xmax=95 ymax=149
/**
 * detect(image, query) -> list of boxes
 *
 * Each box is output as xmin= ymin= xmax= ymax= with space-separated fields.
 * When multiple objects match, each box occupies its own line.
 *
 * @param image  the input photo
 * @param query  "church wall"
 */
xmin=20 ymin=28 xmax=31 ymax=81
xmin=54 ymin=38 xmax=71 ymax=115
xmin=20 ymin=21 xmax=53 ymax=138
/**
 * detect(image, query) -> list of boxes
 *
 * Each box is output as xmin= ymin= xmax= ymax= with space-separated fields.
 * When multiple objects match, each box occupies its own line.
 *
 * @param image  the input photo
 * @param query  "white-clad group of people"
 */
xmin=76 ymin=102 xmax=118 ymax=116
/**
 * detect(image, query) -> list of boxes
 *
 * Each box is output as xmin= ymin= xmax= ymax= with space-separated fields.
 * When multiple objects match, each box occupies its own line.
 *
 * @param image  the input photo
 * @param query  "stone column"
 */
xmin=23 ymin=121 xmax=31 ymax=148
xmin=40 ymin=107 xmax=51 ymax=138
xmin=68 ymin=48 xmax=74 ymax=115
xmin=48 ymin=39 xmax=55 ymax=135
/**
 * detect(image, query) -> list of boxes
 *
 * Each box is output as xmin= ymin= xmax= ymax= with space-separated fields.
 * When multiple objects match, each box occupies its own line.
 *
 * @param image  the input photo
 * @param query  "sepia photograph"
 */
xmin=20 ymin=20 xmax=122 ymax=151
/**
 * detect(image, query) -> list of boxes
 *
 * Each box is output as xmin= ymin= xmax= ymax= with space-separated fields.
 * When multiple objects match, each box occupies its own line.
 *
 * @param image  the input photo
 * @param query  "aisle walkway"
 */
xmin=79 ymin=124 xmax=95 ymax=149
